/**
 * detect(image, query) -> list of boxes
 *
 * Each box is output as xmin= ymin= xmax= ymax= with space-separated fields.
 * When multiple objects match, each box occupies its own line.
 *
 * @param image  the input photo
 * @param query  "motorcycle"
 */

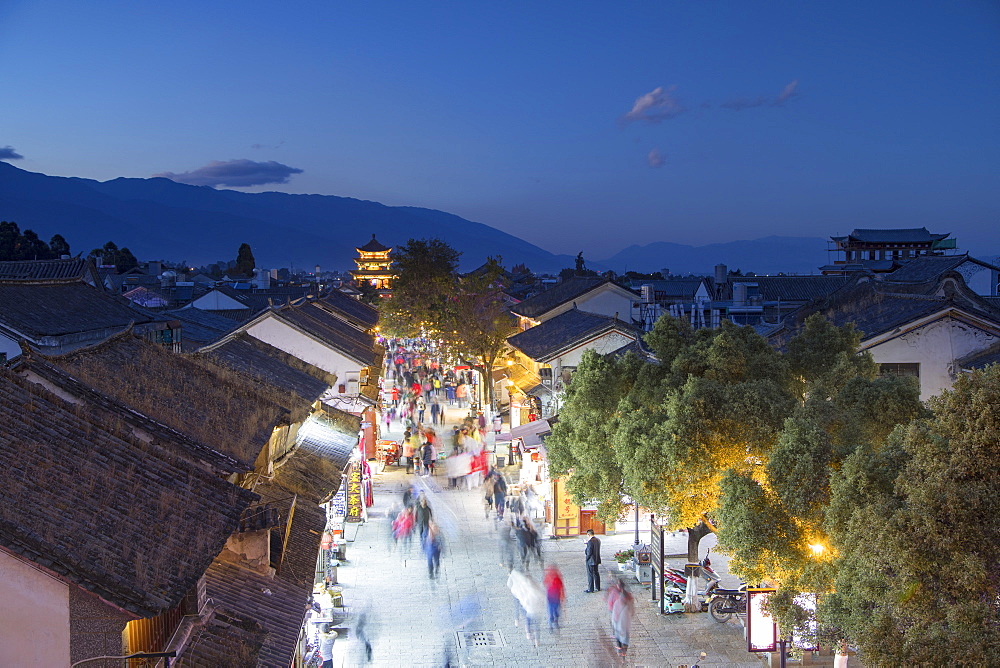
xmin=663 ymin=549 xmax=722 ymax=595
xmin=707 ymin=583 xmax=748 ymax=623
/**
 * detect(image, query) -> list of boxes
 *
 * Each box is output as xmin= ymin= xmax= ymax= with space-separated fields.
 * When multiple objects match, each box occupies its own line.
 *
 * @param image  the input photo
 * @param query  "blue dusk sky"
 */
xmin=1 ymin=1 xmax=998 ymax=258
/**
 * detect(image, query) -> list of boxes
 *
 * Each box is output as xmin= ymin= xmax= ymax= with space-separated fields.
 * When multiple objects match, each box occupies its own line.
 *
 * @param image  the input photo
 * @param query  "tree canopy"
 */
xmin=379 ymin=237 xmax=460 ymax=338
xmin=233 ymin=242 xmax=256 ymax=278
xmin=819 ymin=365 xmax=1000 ymax=663
xmin=0 ymin=221 xmax=72 ymax=261
xmin=88 ymin=240 xmax=138 ymax=272
xmin=546 ymin=312 xmax=928 ymax=631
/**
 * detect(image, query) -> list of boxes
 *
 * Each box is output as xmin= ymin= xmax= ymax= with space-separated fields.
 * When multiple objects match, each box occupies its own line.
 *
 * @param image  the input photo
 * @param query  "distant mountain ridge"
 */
xmin=4 ymin=163 xmax=985 ymax=277
xmin=597 ymin=236 xmax=834 ymax=276
xmin=0 ymin=162 xmax=579 ymax=272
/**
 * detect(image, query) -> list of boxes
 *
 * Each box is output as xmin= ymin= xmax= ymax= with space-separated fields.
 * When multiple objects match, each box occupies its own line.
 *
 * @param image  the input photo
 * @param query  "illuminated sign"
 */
xmin=746 ymin=588 xmax=777 ymax=653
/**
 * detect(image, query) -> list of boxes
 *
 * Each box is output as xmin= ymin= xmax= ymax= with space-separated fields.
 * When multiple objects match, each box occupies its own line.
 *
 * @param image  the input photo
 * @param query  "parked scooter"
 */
xmin=663 ymin=549 xmax=721 ymax=593
xmin=707 ymin=583 xmax=748 ymax=623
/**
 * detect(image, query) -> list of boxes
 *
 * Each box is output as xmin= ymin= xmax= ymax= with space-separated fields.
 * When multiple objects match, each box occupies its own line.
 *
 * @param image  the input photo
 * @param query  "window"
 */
xmin=878 ymin=363 xmax=919 ymax=379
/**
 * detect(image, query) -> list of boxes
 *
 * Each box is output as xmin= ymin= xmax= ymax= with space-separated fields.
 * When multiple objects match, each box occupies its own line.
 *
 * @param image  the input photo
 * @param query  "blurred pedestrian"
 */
xmin=423 ymin=520 xmax=443 ymax=579
xmin=607 ymin=578 xmax=634 ymax=657
xmin=498 ymin=520 xmax=516 ymax=571
xmin=543 ymin=565 xmax=565 ymax=631
xmin=507 ymin=569 xmax=546 ymax=647
xmin=415 ymin=493 xmax=433 ymax=540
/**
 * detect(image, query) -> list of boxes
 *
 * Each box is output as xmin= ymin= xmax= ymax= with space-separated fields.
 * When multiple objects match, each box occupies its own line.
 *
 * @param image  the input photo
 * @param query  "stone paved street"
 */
xmin=327 ymin=409 xmax=764 ymax=668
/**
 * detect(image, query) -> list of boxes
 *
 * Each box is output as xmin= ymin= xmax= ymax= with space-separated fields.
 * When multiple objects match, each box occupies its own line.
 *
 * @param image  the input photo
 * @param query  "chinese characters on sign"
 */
xmin=329 ymin=477 xmax=347 ymax=518
xmin=346 ymin=462 xmax=364 ymax=522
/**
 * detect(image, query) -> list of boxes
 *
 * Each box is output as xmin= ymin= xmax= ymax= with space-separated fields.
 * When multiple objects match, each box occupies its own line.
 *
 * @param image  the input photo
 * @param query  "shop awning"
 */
xmin=509 ymin=418 xmax=553 ymax=449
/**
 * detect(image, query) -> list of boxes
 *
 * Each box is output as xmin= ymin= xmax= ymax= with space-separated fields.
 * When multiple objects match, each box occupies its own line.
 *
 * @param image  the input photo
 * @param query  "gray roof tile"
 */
xmin=0 ymin=368 xmax=257 ymax=617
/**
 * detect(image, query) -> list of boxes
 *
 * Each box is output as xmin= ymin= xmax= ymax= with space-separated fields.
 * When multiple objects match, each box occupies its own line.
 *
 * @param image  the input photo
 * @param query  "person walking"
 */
xmin=584 ymin=529 xmax=602 ymax=593
xmin=430 ymin=399 xmax=441 ymax=426
xmin=423 ymin=520 xmax=443 ymax=580
xmin=507 ymin=569 xmax=546 ymax=647
xmin=416 ymin=396 xmax=427 ymax=424
xmin=543 ymin=565 xmax=565 ymax=631
xmin=493 ymin=471 xmax=508 ymax=521
xmin=607 ymin=578 xmax=634 ymax=657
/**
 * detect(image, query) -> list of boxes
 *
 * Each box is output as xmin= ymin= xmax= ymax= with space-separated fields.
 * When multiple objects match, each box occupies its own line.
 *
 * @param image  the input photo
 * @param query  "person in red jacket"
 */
xmin=543 ymin=565 xmax=565 ymax=631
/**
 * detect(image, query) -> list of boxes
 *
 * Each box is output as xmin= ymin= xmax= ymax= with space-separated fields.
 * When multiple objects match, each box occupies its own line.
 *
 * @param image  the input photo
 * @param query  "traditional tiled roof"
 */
xmin=628 ymin=279 xmax=707 ymax=300
xmin=819 ymin=260 xmax=899 ymax=273
xmin=0 ymin=257 xmax=99 ymax=283
xmin=274 ymin=302 xmax=377 ymax=366
xmin=172 ymin=610 xmax=267 ymax=668
xmin=34 ymin=332 xmax=292 ymax=467
xmin=176 ymin=477 xmax=327 ymax=667
xmin=13 ymin=352 xmax=248 ymax=475
xmin=770 ymin=274 xmax=1000 ymax=346
xmin=314 ymin=289 xmax=379 ymax=330
xmin=831 ymin=228 xmax=950 ymax=244
xmin=357 ymin=234 xmax=391 ymax=253
xmin=123 ymin=285 xmax=169 ymax=308
xmin=510 ymin=277 xmax=633 ymax=319
xmin=163 ymin=307 xmax=239 ymax=347
xmin=507 ymin=308 xmax=638 ymax=362
xmin=726 ymin=276 xmax=851 ymax=302
xmin=0 ymin=279 xmax=157 ymax=341
xmin=885 ymin=254 xmax=999 ymax=284
xmin=276 ymin=411 xmax=359 ymax=502
xmin=200 ymin=333 xmax=335 ymax=405
xmin=959 ymin=341 xmax=1000 ymax=371
xmin=0 ymin=368 xmax=257 ymax=617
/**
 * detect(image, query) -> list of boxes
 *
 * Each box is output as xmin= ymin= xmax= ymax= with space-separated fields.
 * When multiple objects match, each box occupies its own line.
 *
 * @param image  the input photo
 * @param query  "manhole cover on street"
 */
xmin=456 ymin=630 xmax=505 ymax=648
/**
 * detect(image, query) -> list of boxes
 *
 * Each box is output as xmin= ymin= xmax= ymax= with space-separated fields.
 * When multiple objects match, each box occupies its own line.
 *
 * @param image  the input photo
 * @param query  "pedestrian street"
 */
xmin=327 ymin=410 xmax=761 ymax=668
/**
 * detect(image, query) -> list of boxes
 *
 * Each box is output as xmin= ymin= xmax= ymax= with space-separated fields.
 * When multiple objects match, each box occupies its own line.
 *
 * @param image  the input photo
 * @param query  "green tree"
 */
xmin=821 ymin=365 xmax=1000 ymax=664
xmin=49 ymin=234 xmax=70 ymax=257
xmin=443 ymin=257 xmax=518 ymax=411
xmin=379 ymin=238 xmax=460 ymax=338
xmin=88 ymin=241 xmax=138 ymax=272
xmin=233 ymin=242 xmax=256 ymax=278
xmin=716 ymin=315 xmax=924 ymax=637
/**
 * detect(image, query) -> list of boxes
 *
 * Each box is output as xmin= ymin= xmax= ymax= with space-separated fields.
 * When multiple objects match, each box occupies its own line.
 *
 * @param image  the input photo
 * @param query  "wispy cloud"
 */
xmin=621 ymin=86 xmax=687 ymax=124
xmin=0 ymin=146 xmax=24 ymax=160
xmin=721 ymin=80 xmax=800 ymax=111
xmin=772 ymin=79 xmax=800 ymax=106
xmin=647 ymin=148 xmax=665 ymax=168
xmin=153 ymin=159 xmax=303 ymax=188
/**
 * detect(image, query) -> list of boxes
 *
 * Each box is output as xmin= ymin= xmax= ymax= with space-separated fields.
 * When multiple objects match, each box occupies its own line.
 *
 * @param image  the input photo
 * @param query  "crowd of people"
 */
xmin=376 ymin=337 xmax=638 ymax=660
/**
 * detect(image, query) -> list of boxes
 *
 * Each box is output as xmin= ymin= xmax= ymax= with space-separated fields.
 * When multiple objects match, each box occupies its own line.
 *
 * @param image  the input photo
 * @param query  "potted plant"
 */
xmin=613 ymin=548 xmax=635 ymax=570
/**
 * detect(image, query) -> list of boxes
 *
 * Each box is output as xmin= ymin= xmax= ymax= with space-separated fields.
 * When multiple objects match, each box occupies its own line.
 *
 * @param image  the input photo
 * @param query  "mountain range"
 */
xmin=0 ymin=162 xmax=909 ymax=275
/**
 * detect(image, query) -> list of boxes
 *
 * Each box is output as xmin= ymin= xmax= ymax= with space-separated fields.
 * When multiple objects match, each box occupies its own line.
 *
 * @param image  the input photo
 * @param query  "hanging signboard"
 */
xmin=329 ymin=476 xmax=347 ymax=518
xmin=346 ymin=462 xmax=364 ymax=522
xmin=746 ymin=588 xmax=778 ymax=653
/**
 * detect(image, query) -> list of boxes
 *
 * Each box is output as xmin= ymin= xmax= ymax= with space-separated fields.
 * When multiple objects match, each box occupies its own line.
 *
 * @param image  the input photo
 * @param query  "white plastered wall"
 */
xmin=246 ymin=316 xmax=356 ymax=378
xmin=0 ymin=550 xmax=71 ymax=666
xmin=539 ymin=287 xmax=635 ymax=323
xmin=865 ymin=316 xmax=999 ymax=401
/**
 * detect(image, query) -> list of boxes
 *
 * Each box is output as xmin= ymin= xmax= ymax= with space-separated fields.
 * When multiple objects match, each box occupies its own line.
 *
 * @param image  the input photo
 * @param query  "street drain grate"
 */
xmin=457 ymin=630 xmax=505 ymax=648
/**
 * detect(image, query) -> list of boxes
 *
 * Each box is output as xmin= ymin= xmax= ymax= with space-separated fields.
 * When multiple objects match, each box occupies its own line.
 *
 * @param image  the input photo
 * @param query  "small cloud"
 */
xmin=722 ymin=80 xmax=800 ymax=111
xmin=721 ymin=96 xmax=767 ymax=111
xmin=153 ymin=159 xmax=303 ymax=188
xmin=0 ymin=146 xmax=24 ymax=160
xmin=621 ymin=86 xmax=686 ymax=124
xmin=647 ymin=148 xmax=665 ymax=168
xmin=772 ymin=79 xmax=800 ymax=106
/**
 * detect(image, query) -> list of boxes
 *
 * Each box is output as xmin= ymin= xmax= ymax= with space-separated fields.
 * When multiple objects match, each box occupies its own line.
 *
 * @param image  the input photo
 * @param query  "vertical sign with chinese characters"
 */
xmin=329 ymin=476 xmax=347 ymax=519
xmin=346 ymin=463 xmax=364 ymax=522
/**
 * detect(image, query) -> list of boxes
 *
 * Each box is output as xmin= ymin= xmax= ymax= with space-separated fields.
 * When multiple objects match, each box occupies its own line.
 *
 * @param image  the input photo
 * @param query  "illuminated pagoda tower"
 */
xmin=350 ymin=234 xmax=396 ymax=293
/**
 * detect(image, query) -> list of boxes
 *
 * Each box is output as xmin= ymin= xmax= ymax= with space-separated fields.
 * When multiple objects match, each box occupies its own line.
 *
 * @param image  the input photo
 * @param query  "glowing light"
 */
xmin=809 ymin=542 xmax=826 ymax=556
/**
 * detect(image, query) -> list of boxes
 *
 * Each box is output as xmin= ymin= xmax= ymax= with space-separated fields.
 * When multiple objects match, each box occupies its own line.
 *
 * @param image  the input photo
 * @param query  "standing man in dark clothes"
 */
xmin=584 ymin=529 xmax=602 ymax=593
